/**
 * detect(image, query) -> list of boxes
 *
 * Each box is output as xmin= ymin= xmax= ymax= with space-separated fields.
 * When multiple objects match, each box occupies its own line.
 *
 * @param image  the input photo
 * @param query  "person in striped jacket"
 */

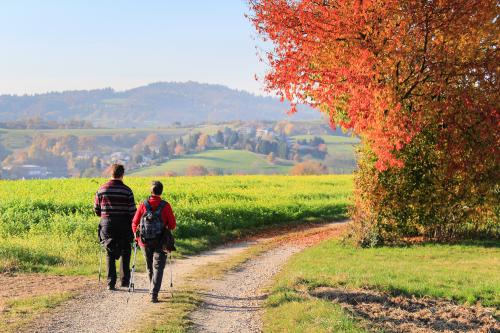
xmin=94 ymin=164 xmax=137 ymax=290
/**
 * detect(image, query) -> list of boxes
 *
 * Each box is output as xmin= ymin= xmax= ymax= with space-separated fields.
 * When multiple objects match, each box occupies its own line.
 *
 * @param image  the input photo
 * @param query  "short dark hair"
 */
xmin=151 ymin=181 xmax=163 ymax=195
xmin=111 ymin=164 xmax=125 ymax=179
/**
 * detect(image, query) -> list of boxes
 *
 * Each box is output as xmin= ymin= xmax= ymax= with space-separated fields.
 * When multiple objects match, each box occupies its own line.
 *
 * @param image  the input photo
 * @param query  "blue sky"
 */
xmin=0 ymin=0 xmax=268 ymax=95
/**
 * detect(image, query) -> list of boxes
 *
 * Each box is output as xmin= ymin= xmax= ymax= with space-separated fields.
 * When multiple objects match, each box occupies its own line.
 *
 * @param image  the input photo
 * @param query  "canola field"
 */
xmin=0 ymin=175 xmax=352 ymax=275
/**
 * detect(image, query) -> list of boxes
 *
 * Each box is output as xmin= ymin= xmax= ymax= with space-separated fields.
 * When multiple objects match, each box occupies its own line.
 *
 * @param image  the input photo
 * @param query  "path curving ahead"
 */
xmin=189 ymin=245 xmax=302 ymax=333
xmin=189 ymin=223 xmax=347 ymax=333
xmin=22 ymin=222 xmax=346 ymax=333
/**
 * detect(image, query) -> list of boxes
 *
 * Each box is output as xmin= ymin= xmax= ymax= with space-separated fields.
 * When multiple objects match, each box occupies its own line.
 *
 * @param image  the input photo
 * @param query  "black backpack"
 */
xmin=139 ymin=200 xmax=166 ymax=247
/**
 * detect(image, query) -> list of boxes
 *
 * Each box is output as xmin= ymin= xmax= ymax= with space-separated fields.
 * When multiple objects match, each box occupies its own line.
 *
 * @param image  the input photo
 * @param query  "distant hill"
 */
xmin=0 ymin=82 xmax=321 ymax=128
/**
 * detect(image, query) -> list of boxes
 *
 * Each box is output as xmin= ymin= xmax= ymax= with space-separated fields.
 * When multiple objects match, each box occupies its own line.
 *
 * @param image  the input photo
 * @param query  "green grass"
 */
xmin=0 ymin=128 xmax=187 ymax=150
xmin=0 ymin=175 xmax=353 ymax=275
xmin=264 ymin=240 xmax=499 ymax=332
xmin=264 ymin=299 xmax=366 ymax=333
xmin=0 ymin=127 xmax=185 ymax=137
xmin=1 ymin=293 xmax=74 ymax=333
xmin=297 ymin=241 xmax=499 ymax=306
xmin=0 ymin=130 xmax=32 ymax=149
xmin=130 ymin=149 xmax=294 ymax=176
xmin=264 ymin=240 xmax=499 ymax=333
xmin=133 ymin=288 xmax=201 ymax=333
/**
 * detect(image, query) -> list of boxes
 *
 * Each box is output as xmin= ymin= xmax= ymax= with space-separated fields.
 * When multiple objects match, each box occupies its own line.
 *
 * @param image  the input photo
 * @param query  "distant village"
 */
xmin=0 ymin=120 xmax=341 ymax=179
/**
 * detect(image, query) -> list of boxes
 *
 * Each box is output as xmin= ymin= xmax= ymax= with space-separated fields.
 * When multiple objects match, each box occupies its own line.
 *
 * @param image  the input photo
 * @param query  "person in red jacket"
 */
xmin=132 ymin=180 xmax=176 ymax=303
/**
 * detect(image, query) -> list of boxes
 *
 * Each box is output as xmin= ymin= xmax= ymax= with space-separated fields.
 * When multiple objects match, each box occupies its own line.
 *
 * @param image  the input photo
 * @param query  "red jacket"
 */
xmin=132 ymin=195 xmax=176 ymax=247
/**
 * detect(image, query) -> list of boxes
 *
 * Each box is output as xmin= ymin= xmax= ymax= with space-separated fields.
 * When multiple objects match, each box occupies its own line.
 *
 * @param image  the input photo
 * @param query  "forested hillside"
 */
xmin=0 ymin=82 xmax=320 ymax=127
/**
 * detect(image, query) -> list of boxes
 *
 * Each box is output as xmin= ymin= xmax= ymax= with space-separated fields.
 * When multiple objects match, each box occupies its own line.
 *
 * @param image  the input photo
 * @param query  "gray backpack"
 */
xmin=139 ymin=200 xmax=166 ymax=247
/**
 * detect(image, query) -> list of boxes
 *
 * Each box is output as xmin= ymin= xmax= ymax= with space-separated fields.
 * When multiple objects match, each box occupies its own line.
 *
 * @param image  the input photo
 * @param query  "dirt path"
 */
xmin=189 ymin=245 xmax=301 ymax=333
xmin=22 ymin=222 xmax=346 ymax=333
xmin=0 ymin=274 xmax=92 ymax=313
xmin=189 ymin=223 xmax=347 ymax=333
xmin=17 ymin=221 xmax=496 ymax=333
xmin=17 ymin=221 xmax=494 ymax=333
xmin=21 ymin=241 xmax=257 ymax=333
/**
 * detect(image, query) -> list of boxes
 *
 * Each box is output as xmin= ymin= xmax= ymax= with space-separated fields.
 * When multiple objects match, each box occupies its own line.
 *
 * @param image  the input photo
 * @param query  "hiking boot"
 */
xmin=121 ymin=281 xmax=130 ymax=288
xmin=107 ymin=285 xmax=116 ymax=291
xmin=151 ymin=294 xmax=159 ymax=303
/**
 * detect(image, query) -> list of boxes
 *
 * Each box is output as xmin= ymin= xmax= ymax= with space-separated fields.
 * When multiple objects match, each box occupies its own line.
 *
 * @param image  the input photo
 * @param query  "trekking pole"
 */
xmin=169 ymin=252 xmax=173 ymax=288
xmin=98 ymin=244 xmax=104 ymax=285
xmin=128 ymin=241 xmax=138 ymax=292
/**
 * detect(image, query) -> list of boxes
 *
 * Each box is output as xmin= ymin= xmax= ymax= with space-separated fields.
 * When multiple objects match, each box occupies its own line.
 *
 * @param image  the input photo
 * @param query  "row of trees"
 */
xmin=1 ymin=120 xmax=335 ymax=178
xmin=1 ymin=134 xmax=103 ymax=178
xmin=136 ymin=129 xmax=331 ymax=167
xmin=134 ymin=127 xmax=293 ymax=163
xmin=250 ymin=0 xmax=499 ymax=244
xmin=159 ymin=160 xmax=329 ymax=177
xmin=296 ymin=137 xmax=328 ymax=159
xmin=0 ymin=117 xmax=94 ymax=129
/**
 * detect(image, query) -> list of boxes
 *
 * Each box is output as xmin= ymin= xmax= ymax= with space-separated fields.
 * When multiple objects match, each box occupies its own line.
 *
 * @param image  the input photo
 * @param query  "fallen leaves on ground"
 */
xmin=311 ymin=287 xmax=499 ymax=333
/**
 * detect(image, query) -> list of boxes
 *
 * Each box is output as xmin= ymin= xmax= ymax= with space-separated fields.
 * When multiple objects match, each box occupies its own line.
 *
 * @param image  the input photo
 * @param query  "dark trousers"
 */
xmin=98 ymin=217 xmax=133 ymax=287
xmin=141 ymin=246 xmax=166 ymax=296
xmin=106 ymin=243 xmax=131 ymax=287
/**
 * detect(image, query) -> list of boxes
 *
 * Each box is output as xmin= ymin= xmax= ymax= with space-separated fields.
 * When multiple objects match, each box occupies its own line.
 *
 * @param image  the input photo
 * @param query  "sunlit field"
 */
xmin=264 ymin=240 xmax=499 ymax=332
xmin=0 ymin=175 xmax=353 ymax=275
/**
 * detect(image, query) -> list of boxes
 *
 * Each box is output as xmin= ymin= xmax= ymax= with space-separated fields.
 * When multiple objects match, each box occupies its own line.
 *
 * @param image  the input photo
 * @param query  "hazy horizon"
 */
xmin=0 ymin=80 xmax=273 ymax=98
xmin=0 ymin=1 xmax=268 ymax=96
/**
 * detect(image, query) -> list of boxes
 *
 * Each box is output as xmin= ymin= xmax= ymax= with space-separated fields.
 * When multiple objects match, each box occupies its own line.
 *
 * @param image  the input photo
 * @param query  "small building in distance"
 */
xmin=109 ymin=152 xmax=130 ymax=163
xmin=2 ymin=164 xmax=49 ymax=179
xmin=256 ymin=127 xmax=275 ymax=138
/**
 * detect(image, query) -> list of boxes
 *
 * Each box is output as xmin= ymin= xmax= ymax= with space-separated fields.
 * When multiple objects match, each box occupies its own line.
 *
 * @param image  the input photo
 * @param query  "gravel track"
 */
xmin=188 ymin=222 xmax=347 ymax=333
xmin=22 ymin=241 xmax=256 ymax=333
xmin=21 ymin=222 xmax=346 ymax=333
xmin=189 ymin=245 xmax=302 ymax=333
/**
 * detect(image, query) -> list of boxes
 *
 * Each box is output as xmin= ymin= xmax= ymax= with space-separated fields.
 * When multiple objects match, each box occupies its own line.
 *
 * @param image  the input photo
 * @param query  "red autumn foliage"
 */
xmin=250 ymin=0 xmax=499 ymax=243
xmin=249 ymin=0 xmax=499 ymax=172
xmin=185 ymin=165 xmax=209 ymax=177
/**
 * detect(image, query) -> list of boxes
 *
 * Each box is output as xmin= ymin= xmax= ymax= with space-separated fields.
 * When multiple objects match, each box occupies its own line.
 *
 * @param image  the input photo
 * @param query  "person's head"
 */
xmin=111 ymin=164 xmax=125 ymax=180
xmin=151 ymin=180 xmax=163 ymax=196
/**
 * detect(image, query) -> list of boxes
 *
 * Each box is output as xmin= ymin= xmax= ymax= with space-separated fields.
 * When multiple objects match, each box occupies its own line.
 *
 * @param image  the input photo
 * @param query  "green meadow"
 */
xmin=0 ymin=175 xmax=353 ymax=275
xmin=264 ymin=240 xmax=500 ymax=332
xmin=130 ymin=149 xmax=294 ymax=176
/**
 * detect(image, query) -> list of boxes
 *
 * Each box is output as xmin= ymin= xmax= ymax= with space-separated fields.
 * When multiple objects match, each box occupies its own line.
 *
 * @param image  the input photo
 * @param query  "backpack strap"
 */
xmin=144 ymin=200 xmax=153 ymax=213
xmin=154 ymin=201 xmax=167 ymax=217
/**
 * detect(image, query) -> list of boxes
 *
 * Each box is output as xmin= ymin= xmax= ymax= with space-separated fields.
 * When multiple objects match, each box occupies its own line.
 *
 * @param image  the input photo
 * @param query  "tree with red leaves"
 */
xmin=250 ymin=0 xmax=499 ymax=243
